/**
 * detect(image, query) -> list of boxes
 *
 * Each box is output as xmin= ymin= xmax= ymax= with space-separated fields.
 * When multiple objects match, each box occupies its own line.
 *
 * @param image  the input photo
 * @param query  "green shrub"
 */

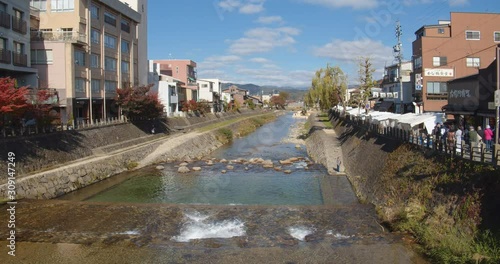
xmin=126 ymin=161 xmax=138 ymax=170
xmin=217 ymin=128 xmax=233 ymax=143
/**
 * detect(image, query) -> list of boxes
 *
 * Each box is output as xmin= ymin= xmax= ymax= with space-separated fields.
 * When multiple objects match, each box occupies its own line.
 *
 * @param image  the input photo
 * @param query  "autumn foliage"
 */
xmin=0 ymin=77 xmax=29 ymax=117
xmin=115 ymin=84 xmax=164 ymax=119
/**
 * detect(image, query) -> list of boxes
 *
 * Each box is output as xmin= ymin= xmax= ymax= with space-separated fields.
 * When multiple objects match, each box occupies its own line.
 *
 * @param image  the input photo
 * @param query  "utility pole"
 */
xmin=394 ymin=21 xmax=404 ymax=114
xmin=495 ymin=45 xmax=500 ymax=156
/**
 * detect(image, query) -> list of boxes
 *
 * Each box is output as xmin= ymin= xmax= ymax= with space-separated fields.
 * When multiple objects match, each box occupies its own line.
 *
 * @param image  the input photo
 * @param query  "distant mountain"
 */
xmin=221 ymin=83 xmax=308 ymax=101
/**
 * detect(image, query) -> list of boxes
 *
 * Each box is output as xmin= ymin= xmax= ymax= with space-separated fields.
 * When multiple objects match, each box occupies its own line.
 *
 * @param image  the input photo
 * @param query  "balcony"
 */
xmin=0 ymin=49 xmax=11 ymax=64
xmin=12 ymin=16 xmax=27 ymax=34
xmin=12 ymin=52 xmax=27 ymax=67
xmin=0 ymin=11 xmax=10 ymax=29
xmin=31 ymin=31 xmax=87 ymax=45
xmin=30 ymin=7 xmax=40 ymax=19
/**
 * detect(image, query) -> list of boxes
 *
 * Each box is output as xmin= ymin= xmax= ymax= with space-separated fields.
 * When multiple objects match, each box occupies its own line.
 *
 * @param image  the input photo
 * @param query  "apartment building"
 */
xmin=412 ymin=12 xmax=500 ymax=113
xmin=29 ymin=0 xmax=141 ymax=124
xmin=0 ymin=0 xmax=37 ymax=87
xmin=148 ymin=60 xmax=183 ymax=116
xmin=153 ymin=59 xmax=198 ymax=106
xmin=197 ymin=78 xmax=223 ymax=112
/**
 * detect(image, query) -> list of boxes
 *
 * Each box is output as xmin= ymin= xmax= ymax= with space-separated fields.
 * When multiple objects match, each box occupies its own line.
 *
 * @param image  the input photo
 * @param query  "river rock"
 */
xmin=263 ymin=164 xmax=274 ymax=168
xmin=179 ymin=162 xmax=189 ymax=167
xmin=206 ymin=160 xmax=214 ymax=166
xmin=192 ymin=167 xmax=202 ymax=171
xmin=178 ymin=166 xmax=190 ymax=173
xmin=289 ymin=157 xmax=300 ymax=162
xmin=226 ymin=165 xmax=234 ymax=170
xmin=279 ymin=159 xmax=293 ymax=165
xmin=284 ymin=170 xmax=292 ymax=174
xmin=263 ymin=160 xmax=273 ymax=166
xmin=156 ymin=165 xmax=165 ymax=170
xmin=221 ymin=170 xmax=227 ymax=174
xmin=220 ymin=159 xmax=228 ymax=163
xmin=245 ymin=167 xmax=249 ymax=171
xmin=274 ymin=166 xmax=282 ymax=171
xmin=295 ymin=144 xmax=301 ymax=149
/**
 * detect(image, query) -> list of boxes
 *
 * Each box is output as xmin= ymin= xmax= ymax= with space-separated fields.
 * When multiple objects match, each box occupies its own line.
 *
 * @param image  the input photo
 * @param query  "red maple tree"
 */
xmin=115 ymin=85 xmax=164 ymax=119
xmin=0 ymin=77 xmax=29 ymax=128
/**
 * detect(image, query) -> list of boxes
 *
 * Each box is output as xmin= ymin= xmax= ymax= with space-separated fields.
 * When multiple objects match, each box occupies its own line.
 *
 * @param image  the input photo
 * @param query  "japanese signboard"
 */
xmin=424 ymin=68 xmax=454 ymax=77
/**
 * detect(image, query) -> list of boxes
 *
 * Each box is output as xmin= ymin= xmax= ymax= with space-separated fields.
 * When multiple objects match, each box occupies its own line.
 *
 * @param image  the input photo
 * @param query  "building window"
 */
xmin=201 ymin=84 xmax=208 ymax=88
xmin=414 ymin=56 xmax=422 ymax=69
xmin=30 ymin=0 xmax=47 ymax=11
xmin=0 ymin=2 xmax=6 ymax=12
xmin=104 ymin=56 xmax=117 ymax=71
xmin=74 ymin=50 xmax=85 ymax=66
xmin=121 ymin=60 xmax=129 ymax=73
xmin=437 ymin=28 xmax=444 ymax=34
xmin=31 ymin=49 xmax=53 ymax=64
xmin=426 ymin=81 xmax=447 ymax=94
xmin=91 ymin=28 xmax=100 ymax=44
xmin=51 ymin=0 xmax=74 ymax=12
xmin=104 ymin=80 xmax=117 ymax=93
xmin=104 ymin=34 xmax=116 ymax=49
xmin=104 ymin=11 xmax=116 ymax=27
xmin=90 ymin=4 xmax=99 ymax=19
xmin=91 ymin=79 xmax=100 ymax=94
xmin=13 ymin=41 xmax=24 ymax=54
xmin=121 ymin=19 xmax=130 ymax=33
xmin=75 ymin=77 xmax=85 ymax=93
xmin=432 ymin=56 xmax=447 ymax=67
xmin=0 ymin=37 xmax=6 ymax=49
xmin=90 ymin=53 xmax=99 ymax=68
xmin=465 ymin=30 xmax=480 ymax=40
xmin=121 ymin=40 xmax=130 ymax=53
xmin=494 ymin=32 xmax=500 ymax=42
xmin=176 ymin=66 xmax=179 ymax=74
xmin=466 ymin=57 xmax=480 ymax=68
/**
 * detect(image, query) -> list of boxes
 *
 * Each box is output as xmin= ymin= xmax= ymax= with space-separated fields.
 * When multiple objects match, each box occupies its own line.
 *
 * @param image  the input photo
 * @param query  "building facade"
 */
xmin=197 ymin=78 xmax=222 ymax=112
xmin=412 ymin=12 xmax=500 ymax=112
xmin=0 ymin=0 xmax=38 ymax=87
xmin=119 ymin=0 xmax=147 ymax=86
xmin=29 ymin=0 xmax=141 ymax=124
xmin=381 ymin=61 xmax=413 ymax=113
xmin=153 ymin=59 xmax=198 ymax=107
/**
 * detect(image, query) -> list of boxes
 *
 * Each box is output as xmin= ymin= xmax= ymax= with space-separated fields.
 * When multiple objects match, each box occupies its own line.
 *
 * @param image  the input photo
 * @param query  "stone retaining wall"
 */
xmin=0 ymin=109 xmax=263 ymax=178
xmin=0 ymin=112 xmax=276 ymax=200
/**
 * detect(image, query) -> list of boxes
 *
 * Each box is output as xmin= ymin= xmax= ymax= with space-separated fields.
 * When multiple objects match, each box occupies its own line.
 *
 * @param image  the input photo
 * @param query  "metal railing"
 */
xmin=0 ymin=49 xmax=11 ymax=64
xmin=12 ymin=52 xmax=27 ymax=66
xmin=11 ymin=16 xmax=26 ymax=34
xmin=332 ymin=109 xmax=500 ymax=167
xmin=0 ymin=11 xmax=10 ymax=28
xmin=30 ymin=31 xmax=87 ymax=43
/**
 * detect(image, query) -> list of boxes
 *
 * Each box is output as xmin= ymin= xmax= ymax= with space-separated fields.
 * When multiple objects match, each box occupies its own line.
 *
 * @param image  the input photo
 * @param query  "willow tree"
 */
xmin=357 ymin=57 xmax=378 ymax=111
xmin=305 ymin=64 xmax=348 ymax=113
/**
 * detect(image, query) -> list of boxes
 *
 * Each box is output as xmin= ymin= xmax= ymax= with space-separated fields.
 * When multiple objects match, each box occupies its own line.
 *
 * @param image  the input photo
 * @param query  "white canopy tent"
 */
xmin=387 ymin=113 xmax=418 ymax=128
xmin=398 ymin=113 xmax=442 ymax=132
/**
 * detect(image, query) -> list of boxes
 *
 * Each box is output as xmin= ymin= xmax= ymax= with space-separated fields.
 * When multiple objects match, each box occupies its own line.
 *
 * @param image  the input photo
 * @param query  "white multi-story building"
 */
xmin=380 ymin=61 xmax=413 ymax=113
xmin=197 ymin=78 xmax=222 ymax=112
xmin=149 ymin=60 xmax=181 ymax=116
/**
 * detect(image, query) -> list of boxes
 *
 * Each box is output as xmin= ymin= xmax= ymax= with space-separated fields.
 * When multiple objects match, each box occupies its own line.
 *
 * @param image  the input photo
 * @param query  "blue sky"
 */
xmin=148 ymin=0 xmax=500 ymax=88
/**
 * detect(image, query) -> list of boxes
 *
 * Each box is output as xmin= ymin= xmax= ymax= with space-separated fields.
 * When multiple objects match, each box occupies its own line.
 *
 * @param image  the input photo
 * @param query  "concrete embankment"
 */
xmin=0 ymin=111 xmax=277 ymax=200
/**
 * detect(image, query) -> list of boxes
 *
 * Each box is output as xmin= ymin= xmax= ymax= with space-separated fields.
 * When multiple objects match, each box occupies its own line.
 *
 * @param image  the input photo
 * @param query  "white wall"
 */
xmin=197 ymin=80 xmax=214 ymax=102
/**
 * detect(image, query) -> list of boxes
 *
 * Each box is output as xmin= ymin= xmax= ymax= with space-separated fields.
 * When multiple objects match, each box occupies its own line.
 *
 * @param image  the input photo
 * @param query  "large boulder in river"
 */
xmin=192 ymin=167 xmax=202 ymax=171
xmin=178 ymin=166 xmax=190 ymax=173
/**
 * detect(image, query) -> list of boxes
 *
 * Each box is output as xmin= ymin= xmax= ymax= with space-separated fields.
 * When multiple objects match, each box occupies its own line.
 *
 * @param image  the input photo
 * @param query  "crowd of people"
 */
xmin=432 ymin=123 xmax=495 ymax=153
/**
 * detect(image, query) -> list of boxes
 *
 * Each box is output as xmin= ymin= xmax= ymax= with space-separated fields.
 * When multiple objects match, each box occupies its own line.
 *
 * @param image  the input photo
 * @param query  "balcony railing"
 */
xmin=12 ymin=16 xmax=27 ymax=34
xmin=12 ymin=52 xmax=27 ymax=66
xmin=0 ymin=11 xmax=10 ymax=29
xmin=0 ymin=49 xmax=11 ymax=64
xmin=30 ymin=31 xmax=87 ymax=44
xmin=30 ymin=6 xmax=40 ymax=19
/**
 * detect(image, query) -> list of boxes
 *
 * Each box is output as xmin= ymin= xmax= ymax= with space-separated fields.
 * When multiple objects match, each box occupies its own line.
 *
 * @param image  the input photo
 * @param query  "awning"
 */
xmin=374 ymin=101 xmax=394 ymax=112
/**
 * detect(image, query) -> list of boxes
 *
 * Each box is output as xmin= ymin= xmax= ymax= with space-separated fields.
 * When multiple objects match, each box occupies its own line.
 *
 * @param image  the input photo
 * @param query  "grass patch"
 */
xmin=216 ymin=128 xmax=233 ymax=143
xmin=126 ymin=161 xmax=138 ymax=170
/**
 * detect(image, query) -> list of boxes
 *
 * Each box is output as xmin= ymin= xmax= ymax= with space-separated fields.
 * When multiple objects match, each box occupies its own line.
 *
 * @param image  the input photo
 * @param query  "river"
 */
xmin=0 ymin=113 xmax=427 ymax=263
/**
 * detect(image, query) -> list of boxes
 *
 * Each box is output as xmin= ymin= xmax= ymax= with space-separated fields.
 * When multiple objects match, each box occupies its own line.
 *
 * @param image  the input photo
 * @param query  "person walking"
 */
xmin=484 ymin=125 xmax=493 ymax=152
xmin=477 ymin=126 xmax=484 ymax=149
xmin=469 ymin=126 xmax=479 ymax=152
xmin=447 ymin=128 xmax=456 ymax=154
xmin=455 ymin=126 xmax=462 ymax=154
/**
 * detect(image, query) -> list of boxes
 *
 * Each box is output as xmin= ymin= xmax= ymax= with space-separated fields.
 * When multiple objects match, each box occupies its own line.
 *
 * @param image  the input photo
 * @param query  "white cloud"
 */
xmin=249 ymin=57 xmax=271 ymax=63
xmin=233 ymin=67 xmax=313 ymax=87
xmin=313 ymin=38 xmax=394 ymax=81
xmin=448 ymin=0 xmax=468 ymax=6
xmin=298 ymin=0 xmax=379 ymax=9
xmin=217 ymin=0 xmax=265 ymax=14
xmin=256 ymin=15 xmax=284 ymax=24
xmin=229 ymin=27 xmax=301 ymax=55
xmin=198 ymin=55 xmax=242 ymax=69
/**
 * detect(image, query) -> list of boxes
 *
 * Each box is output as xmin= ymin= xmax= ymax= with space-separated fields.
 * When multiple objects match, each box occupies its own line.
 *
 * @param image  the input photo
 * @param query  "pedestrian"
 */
xmin=469 ymin=126 xmax=479 ymax=151
xmin=477 ymin=126 xmax=484 ymax=149
xmin=433 ymin=123 xmax=442 ymax=150
xmin=455 ymin=126 xmax=463 ymax=154
xmin=447 ymin=128 xmax=455 ymax=154
xmin=484 ymin=125 xmax=493 ymax=152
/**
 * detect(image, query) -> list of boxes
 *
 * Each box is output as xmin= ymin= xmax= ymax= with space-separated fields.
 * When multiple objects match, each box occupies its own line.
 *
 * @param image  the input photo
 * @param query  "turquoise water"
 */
xmin=77 ymin=113 xmax=326 ymax=205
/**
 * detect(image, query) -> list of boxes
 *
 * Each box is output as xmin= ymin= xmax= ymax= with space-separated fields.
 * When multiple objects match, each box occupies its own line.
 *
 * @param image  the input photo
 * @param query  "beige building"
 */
xmin=0 ymin=0 xmax=38 ymax=87
xmin=153 ymin=59 xmax=198 ymax=107
xmin=29 ymin=0 xmax=141 ymax=124
xmin=412 ymin=12 xmax=500 ymax=113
